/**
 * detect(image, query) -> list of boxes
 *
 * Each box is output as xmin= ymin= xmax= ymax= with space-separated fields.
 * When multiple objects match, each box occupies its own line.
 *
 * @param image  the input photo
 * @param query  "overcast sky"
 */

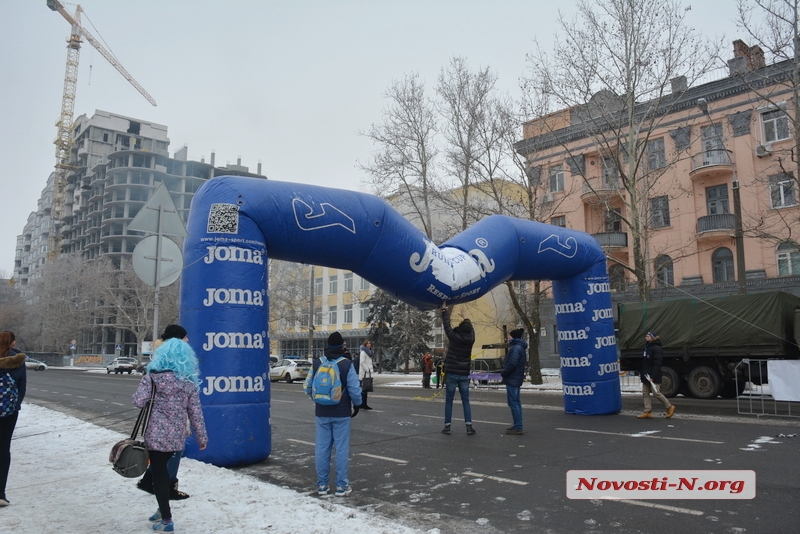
xmin=1 ymin=0 xmax=749 ymax=276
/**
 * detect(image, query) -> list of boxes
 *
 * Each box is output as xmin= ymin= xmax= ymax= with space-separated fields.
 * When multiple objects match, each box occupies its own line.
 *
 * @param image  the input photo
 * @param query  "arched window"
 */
xmin=777 ymin=242 xmax=800 ymax=276
xmin=609 ymin=264 xmax=626 ymax=292
xmin=712 ymin=247 xmax=734 ymax=282
xmin=654 ymin=255 xmax=674 ymax=288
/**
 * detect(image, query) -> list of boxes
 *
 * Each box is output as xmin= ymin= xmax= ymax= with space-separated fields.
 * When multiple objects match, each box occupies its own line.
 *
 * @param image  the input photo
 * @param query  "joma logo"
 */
xmin=563 ymin=384 xmax=595 ymax=396
xmin=202 ymin=374 xmax=267 ymax=395
xmin=587 ymin=282 xmax=610 ymax=295
xmin=560 ymin=356 xmax=591 ymax=368
xmin=592 ymin=308 xmax=613 ymax=321
xmin=558 ymin=329 xmax=589 ymax=341
xmin=203 ymin=288 xmax=265 ymax=307
xmin=202 ymin=331 xmax=266 ymax=351
xmin=555 ymin=301 xmax=587 ymax=315
xmin=203 ymin=246 xmax=264 ymax=265
xmin=594 ymin=335 xmax=617 ymax=349
xmin=597 ymin=361 xmax=620 ymax=377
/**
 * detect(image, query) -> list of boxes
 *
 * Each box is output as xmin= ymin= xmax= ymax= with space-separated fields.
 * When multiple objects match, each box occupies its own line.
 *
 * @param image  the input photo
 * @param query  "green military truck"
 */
xmin=617 ymin=291 xmax=800 ymax=399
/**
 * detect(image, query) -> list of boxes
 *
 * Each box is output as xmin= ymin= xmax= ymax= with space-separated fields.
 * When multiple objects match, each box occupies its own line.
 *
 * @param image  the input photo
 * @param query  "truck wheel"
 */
xmin=659 ymin=366 xmax=680 ymax=398
xmin=687 ymin=366 xmax=722 ymax=399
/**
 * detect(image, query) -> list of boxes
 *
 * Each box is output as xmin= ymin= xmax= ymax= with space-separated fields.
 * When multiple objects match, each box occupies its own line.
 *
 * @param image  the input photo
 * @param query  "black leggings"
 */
xmin=0 ymin=411 xmax=19 ymax=500
xmin=150 ymin=450 xmax=177 ymax=520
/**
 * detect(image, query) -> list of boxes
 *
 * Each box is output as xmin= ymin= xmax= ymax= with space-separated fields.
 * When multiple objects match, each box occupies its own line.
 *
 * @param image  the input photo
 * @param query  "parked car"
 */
xmin=136 ymin=356 xmax=151 ymax=374
xmin=270 ymin=355 xmax=279 ymax=368
xmin=25 ymin=357 xmax=48 ymax=371
xmin=269 ymin=359 xmax=312 ymax=383
xmin=107 ymin=357 xmax=137 ymax=374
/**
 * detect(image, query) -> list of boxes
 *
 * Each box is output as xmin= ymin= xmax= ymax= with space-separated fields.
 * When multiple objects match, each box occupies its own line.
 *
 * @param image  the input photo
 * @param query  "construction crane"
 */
xmin=46 ymin=0 xmax=157 ymax=261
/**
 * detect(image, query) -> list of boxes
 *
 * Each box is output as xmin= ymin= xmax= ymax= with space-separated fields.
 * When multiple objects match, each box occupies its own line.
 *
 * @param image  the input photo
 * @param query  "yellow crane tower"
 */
xmin=46 ymin=0 xmax=157 ymax=261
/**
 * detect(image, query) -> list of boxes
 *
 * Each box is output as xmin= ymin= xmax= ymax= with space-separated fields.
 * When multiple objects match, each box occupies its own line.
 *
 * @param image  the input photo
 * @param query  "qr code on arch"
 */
xmin=207 ymin=203 xmax=239 ymax=234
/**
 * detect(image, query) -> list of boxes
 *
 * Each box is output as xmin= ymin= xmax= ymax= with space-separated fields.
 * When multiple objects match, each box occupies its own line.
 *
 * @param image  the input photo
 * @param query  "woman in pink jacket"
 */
xmin=133 ymin=337 xmax=208 ymax=532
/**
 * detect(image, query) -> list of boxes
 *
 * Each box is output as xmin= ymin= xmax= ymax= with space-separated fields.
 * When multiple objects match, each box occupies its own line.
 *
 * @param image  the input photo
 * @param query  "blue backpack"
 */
xmin=0 ymin=373 xmax=19 ymax=418
xmin=310 ymin=356 xmax=344 ymax=405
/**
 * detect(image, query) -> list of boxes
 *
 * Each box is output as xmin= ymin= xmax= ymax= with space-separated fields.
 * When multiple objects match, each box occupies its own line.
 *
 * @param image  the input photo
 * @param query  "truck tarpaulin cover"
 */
xmin=180 ymin=177 xmax=622 ymax=467
xmin=618 ymin=292 xmax=800 ymax=354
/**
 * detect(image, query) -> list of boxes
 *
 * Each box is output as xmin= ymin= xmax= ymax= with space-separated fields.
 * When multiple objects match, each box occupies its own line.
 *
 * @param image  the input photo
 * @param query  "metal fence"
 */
xmin=735 ymin=359 xmax=799 ymax=418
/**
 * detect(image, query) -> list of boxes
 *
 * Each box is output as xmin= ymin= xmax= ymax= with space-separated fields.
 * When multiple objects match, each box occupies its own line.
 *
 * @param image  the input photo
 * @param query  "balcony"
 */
xmin=696 ymin=213 xmax=735 ymax=236
xmin=581 ymin=176 xmax=624 ymax=201
xmin=592 ymin=232 xmax=628 ymax=248
xmin=689 ymin=149 xmax=735 ymax=179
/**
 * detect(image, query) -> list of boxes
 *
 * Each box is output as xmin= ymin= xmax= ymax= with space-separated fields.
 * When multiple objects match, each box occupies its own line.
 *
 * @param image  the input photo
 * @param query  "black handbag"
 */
xmin=362 ymin=371 xmax=374 ymax=393
xmin=110 ymin=378 xmax=155 ymax=478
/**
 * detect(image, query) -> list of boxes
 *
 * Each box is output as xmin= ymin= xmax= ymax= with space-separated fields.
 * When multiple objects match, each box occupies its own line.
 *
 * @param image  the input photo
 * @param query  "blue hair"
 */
xmin=147 ymin=338 xmax=201 ymax=388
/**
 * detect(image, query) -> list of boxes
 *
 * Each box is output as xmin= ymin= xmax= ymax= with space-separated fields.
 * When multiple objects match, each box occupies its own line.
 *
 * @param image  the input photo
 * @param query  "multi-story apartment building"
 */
xmin=15 ymin=110 xmax=265 ymax=355
xmin=515 ymin=41 xmax=800 ymax=308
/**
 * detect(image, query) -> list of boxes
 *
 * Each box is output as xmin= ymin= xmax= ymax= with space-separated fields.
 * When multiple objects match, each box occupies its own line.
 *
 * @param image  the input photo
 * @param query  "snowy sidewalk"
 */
xmin=2 ymin=404 xmax=425 ymax=534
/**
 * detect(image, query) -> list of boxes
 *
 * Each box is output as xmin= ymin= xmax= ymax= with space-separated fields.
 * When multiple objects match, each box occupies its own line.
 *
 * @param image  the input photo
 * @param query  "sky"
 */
xmin=0 ymin=0 xmax=750 ymax=276
xmin=3 ymin=368 xmax=646 ymax=534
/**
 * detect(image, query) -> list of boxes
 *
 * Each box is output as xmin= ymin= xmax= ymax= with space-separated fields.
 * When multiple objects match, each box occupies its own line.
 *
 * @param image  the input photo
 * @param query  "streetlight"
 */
xmin=696 ymin=98 xmax=747 ymax=294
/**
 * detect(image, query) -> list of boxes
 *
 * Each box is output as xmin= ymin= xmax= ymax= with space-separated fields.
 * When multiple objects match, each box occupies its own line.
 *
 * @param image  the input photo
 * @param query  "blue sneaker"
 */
xmin=148 ymin=510 xmax=162 ymax=522
xmin=334 ymin=485 xmax=352 ymax=497
xmin=152 ymin=519 xmax=174 ymax=532
xmin=317 ymin=484 xmax=328 ymax=495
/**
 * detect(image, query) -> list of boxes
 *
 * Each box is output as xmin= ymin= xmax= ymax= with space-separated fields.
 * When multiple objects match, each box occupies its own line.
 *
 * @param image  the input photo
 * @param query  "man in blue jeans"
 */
xmin=305 ymin=331 xmax=362 ymax=496
xmin=501 ymin=328 xmax=528 ymax=435
xmin=440 ymin=304 xmax=476 ymax=435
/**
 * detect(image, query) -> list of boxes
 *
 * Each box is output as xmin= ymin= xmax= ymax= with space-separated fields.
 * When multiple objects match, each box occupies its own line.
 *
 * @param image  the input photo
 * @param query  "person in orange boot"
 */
xmin=638 ymin=332 xmax=675 ymax=419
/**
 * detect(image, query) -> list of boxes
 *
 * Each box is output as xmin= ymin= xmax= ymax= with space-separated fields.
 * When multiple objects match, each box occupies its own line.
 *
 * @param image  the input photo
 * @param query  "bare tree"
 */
xmin=734 ymin=0 xmax=800 ymax=253
xmin=524 ymin=0 xmax=721 ymax=300
xmin=359 ymin=74 xmax=439 ymax=239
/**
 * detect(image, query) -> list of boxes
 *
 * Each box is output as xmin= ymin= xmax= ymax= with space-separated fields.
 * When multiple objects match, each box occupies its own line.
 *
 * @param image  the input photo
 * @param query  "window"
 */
xmin=762 ymin=108 xmax=790 ymax=143
xmin=360 ymin=277 xmax=370 ymax=290
xmin=314 ymin=277 xmax=322 ymax=296
xmin=770 ymin=173 xmax=797 ymax=208
xmin=777 ymin=242 xmax=800 ymax=276
xmin=712 ymin=248 xmax=734 ymax=282
xmin=549 ymin=165 xmax=564 ymax=193
xmin=650 ymin=196 xmax=671 ymax=228
xmin=329 ymin=275 xmax=338 ymax=294
xmin=343 ymin=272 xmax=353 ymax=292
xmin=706 ymin=185 xmax=730 ymax=215
xmin=609 ymin=264 xmax=626 ymax=292
xmin=343 ymin=304 xmax=353 ymax=324
xmin=604 ymin=208 xmax=622 ymax=233
xmin=646 ymin=138 xmax=666 ymax=170
xmin=654 ymin=255 xmax=674 ymax=288
xmin=602 ymin=157 xmax=619 ymax=188
xmin=551 ymin=216 xmax=566 ymax=227
xmin=314 ymin=307 xmax=323 ymax=326
xmin=328 ymin=305 xmax=337 ymax=325
xmin=359 ymin=302 xmax=370 ymax=323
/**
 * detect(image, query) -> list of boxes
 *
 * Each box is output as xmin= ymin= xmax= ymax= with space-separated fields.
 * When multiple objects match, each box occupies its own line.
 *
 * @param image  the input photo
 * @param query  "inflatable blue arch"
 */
xmin=180 ymin=176 xmax=622 ymax=467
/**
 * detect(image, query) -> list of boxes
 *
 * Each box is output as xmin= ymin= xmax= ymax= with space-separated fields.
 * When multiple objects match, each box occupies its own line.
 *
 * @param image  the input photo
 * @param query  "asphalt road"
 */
xmin=23 ymin=369 xmax=800 ymax=534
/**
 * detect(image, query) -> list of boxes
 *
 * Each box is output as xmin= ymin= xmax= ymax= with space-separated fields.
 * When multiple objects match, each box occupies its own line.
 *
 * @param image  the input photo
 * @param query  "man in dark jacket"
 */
xmin=639 ymin=331 xmax=675 ymax=419
xmin=305 ymin=332 xmax=362 ymax=496
xmin=440 ymin=304 xmax=476 ymax=435
xmin=501 ymin=328 xmax=527 ymax=435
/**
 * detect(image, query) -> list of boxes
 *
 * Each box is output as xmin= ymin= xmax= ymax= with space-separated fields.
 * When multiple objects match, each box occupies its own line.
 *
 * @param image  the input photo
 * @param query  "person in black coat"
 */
xmin=0 ymin=331 xmax=26 ymax=507
xmin=639 ymin=332 xmax=675 ymax=419
xmin=501 ymin=328 xmax=528 ymax=435
xmin=440 ymin=304 xmax=476 ymax=435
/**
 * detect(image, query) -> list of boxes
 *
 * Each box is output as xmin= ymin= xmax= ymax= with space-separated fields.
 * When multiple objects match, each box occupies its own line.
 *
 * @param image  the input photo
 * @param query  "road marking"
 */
xmin=286 ymin=438 xmax=315 ymax=446
xmin=111 ymin=402 xmax=125 ymax=407
xmin=93 ymin=399 xmax=105 ymax=402
xmin=272 ymin=399 xmax=294 ymax=403
xmin=463 ymin=471 xmax=528 ymax=486
xmin=76 ymin=396 xmax=87 ymax=399
xmin=62 ymin=393 xmax=72 ymax=396
xmin=556 ymin=427 xmax=723 ymax=444
xmin=612 ymin=499 xmax=704 ymax=515
xmin=358 ymin=453 xmax=408 ymax=464
xmin=411 ymin=414 xmax=507 ymax=426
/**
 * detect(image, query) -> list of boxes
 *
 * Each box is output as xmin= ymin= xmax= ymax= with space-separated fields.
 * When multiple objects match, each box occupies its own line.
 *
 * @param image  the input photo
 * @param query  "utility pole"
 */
xmin=308 ymin=266 xmax=315 ymax=359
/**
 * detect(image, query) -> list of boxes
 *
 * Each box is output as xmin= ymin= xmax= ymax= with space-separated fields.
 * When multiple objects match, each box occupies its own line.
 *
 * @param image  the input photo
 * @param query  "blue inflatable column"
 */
xmin=180 ymin=195 xmax=272 ymax=466
xmin=552 ymin=261 xmax=622 ymax=415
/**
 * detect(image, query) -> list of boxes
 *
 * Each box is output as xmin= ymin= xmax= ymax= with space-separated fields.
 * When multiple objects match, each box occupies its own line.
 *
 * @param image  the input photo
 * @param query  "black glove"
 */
xmin=351 ymin=405 xmax=360 ymax=418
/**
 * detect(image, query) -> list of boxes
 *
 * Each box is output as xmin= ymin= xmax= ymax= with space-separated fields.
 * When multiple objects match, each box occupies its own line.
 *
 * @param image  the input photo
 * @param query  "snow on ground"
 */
xmin=2 ymin=404 xmax=427 ymax=534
